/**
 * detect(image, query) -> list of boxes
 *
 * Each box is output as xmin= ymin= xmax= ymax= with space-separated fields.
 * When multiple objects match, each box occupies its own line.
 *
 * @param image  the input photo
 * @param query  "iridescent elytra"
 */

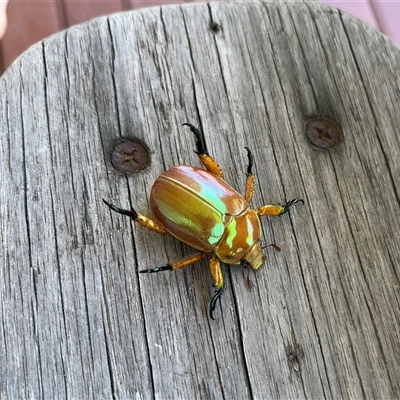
xmin=104 ymin=123 xmax=303 ymax=319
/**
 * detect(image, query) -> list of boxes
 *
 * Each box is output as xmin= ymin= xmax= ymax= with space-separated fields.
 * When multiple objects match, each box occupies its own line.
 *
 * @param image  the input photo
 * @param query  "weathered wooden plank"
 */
xmin=1 ymin=2 xmax=400 ymax=399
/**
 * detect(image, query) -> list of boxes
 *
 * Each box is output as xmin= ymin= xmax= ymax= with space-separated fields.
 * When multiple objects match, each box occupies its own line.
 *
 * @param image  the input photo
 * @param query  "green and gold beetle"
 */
xmin=104 ymin=123 xmax=302 ymax=319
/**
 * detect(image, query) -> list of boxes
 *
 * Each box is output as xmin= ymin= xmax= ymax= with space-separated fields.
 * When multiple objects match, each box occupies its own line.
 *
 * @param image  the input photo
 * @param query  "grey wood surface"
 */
xmin=1 ymin=1 xmax=400 ymax=399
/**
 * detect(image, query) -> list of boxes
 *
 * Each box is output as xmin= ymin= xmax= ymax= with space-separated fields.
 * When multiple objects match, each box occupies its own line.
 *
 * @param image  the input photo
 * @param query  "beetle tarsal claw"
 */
xmin=282 ymin=198 xmax=304 ymax=214
xmin=139 ymin=265 xmax=173 ymax=273
xmin=209 ymin=288 xmax=224 ymax=320
xmin=244 ymin=147 xmax=254 ymax=176
xmin=102 ymin=199 xmax=138 ymax=220
xmin=182 ymin=122 xmax=208 ymax=155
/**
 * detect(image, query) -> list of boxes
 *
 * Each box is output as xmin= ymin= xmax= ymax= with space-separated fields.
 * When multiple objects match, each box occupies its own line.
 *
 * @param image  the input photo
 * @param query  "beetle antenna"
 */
xmin=182 ymin=123 xmax=208 ymax=155
xmin=242 ymin=268 xmax=254 ymax=289
xmin=262 ymin=243 xmax=281 ymax=252
xmin=209 ymin=288 xmax=223 ymax=320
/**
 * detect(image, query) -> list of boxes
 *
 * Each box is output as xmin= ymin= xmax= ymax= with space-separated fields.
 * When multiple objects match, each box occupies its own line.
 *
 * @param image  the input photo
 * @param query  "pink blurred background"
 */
xmin=0 ymin=0 xmax=399 ymax=75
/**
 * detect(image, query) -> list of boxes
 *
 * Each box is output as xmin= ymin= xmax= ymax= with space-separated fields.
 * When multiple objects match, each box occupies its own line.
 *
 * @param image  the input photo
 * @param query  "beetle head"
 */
xmin=243 ymin=241 xmax=265 ymax=270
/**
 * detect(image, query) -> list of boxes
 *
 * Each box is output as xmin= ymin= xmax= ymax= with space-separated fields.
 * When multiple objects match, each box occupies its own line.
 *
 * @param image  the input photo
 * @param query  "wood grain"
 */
xmin=1 ymin=2 xmax=400 ymax=399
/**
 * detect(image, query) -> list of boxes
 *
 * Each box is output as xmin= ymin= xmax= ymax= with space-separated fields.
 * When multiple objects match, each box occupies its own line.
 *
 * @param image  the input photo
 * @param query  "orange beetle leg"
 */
xmin=135 ymin=213 xmax=168 ymax=234
xmin=103 ymin=199 xmax=168 ymax=234
xmin=244 ymin=147 xmax=255 ymax=203
xmin=257 ymin=198 xmax=304 ymax=217
xmin=170 ymin=252 xmax=206 ymax=270
xmin=183 ymin=123 xmax=224 ymax=178
xmin=199 ymin=154 xmax=224 ymax=178
xmin=139 ymin=252 xmax=206 ymax=273
xmin=209 ymin=254 xmax=224 ymax=319
xmin=244 ymin=174 xmax=255 ymax=203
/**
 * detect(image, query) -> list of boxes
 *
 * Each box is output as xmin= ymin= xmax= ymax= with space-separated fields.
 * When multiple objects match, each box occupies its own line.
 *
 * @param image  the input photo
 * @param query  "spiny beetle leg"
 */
xmin=244 ymin=147 xmax=255 ymax=203
xmin=209 ymin=288 xmax=224 ymax=320
xmin=209 ymin=254 xmax=224 ymax=290
xmin=209 ymin=254 xmax=225 ymax=319
xmin=103 ymin=199 xmax=167 ymax=234
xmin=140 ymin=253 xmax=206 ymax=274
xmin=182 ymin=123 xmax=224 ymax=178
xmin=257 ymin=198 xmax=304 ymax=217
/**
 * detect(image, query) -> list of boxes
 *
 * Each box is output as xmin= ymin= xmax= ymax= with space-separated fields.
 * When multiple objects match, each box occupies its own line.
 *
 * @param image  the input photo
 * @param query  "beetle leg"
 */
xmin=209 ymin=254 xmax=224 ymax=319
xmin=139 ymin=252 xmax=206 ymax=273
xmin=244 ymin=147 xmax=255 ymax=203
xmin=257 ymin=198 xmax=304 ymax=217
xmin=103 ymin=199 xmax=168 ymax=234
xmin=183 ymin=123 xmax=224 ymax=178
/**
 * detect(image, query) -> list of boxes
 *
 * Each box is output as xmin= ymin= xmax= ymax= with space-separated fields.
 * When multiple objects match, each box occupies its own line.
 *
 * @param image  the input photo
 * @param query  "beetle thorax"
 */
xmin=215 ymin=208 xmax=262 ymax=265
